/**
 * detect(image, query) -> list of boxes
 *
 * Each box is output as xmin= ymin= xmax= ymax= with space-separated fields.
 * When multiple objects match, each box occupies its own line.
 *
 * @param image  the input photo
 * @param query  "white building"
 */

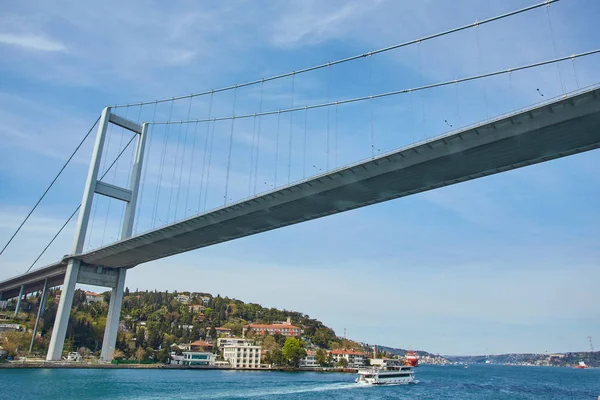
xmin=299 ymin=350 xmax=319 ymax=368
xmin=85 ymin=291 xmax=104 ymax=304
xmin=217 ymin=338 xmax=253 ymax=353
xmin=175 ymin=294 xmax=190 ymax=304
xmin=223 ymin=343 xmax=262 ymax=369
xmin=0 ymin=324 xmax=21 ymax=333
xmin=329 ymin=349 xmax=368 ymax=368
xmin=181 ymin=351 xmax=215 ymax=366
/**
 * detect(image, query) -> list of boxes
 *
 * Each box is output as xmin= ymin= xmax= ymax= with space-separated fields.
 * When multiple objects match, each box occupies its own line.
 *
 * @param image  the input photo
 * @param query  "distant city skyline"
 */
xmin=1 ymin=0 xmax=599 ymax=355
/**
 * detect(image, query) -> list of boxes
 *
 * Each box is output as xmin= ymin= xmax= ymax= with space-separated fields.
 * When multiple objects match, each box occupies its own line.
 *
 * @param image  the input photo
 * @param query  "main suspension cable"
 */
xmin=0 ymin=116 xmax=100 ymax=256
xmin=112 ymin=0 xmax=559 ymax=109
xmin=150 ymin=50 xmax=600 ymax=126
xmin=26 ymin=133 xmax=137 ymax=272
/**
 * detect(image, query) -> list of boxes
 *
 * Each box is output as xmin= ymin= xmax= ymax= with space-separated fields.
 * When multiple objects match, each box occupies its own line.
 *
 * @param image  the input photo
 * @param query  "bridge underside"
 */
xmin=2 ymin=87 xmax=600 ymax=299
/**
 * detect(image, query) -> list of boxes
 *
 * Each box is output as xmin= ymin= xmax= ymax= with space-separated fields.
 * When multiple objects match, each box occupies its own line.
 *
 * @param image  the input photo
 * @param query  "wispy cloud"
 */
xmin=0 ymin=32 xmax=66 ymax=52
xmin=268 ymin=0 xmax=384 ymax=48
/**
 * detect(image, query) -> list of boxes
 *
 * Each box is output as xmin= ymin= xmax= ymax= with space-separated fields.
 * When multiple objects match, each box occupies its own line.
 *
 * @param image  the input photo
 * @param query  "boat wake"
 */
xmin=198 ymin=382 xmax=366 ymax=398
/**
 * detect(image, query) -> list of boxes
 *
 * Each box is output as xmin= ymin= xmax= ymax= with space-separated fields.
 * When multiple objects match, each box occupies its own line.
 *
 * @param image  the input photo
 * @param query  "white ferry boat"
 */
xmin=355 ymin=359 xmax=417 ymax=385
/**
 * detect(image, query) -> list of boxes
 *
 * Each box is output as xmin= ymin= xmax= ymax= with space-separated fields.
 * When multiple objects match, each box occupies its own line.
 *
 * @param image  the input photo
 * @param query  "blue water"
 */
xmin=0 ymin=365 xmax=599 ymax=399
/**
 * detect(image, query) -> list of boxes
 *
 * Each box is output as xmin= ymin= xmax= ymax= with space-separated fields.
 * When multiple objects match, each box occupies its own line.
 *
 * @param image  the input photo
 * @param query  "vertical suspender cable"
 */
xmin=508 ymin=70 xmax=516 ymax=111
xmin=303 ymin=106 xmax=308 ymax=179
xmin=326 ymin=64 xmax=332 ymax=169
xmin=153 ymin=99 xmax=174 ymax=227
xmin=135 ymin=100 xmax=158 ymax=234
xmin=334 ymin=102 xmax=339 ymax=167
xmin=546 ymin=3 xmax=565 ymax=95
xmin=167 ymin=117 xmax=185 ymax=221
xmin=409 ymin=89 xmax=415 ymax=144
xmin=203 ymin=118 xmax=217 ymax=212
xmin=249 ymin=111 xmax=258 ymax=196
xmin=571 ymin=55 xmax=580 ymax=89
xmin=417 ymin=40 xmax=426 ymax=139
xmin=224 ymin=86 xmax=238 ymax=205
xmin=253 ymin=81 xmax=264 ymax=195
xmin=475 ymin=22 xmax=490 ymax=120
xmin=198 ymin=91 xmax=214 ymax=213
xmin=454 ymin=79 xmax=461 ymax=126
xmin=175 ymin=96 xmax=193 ymax=220
xmin=274 ymin=111 xmax=281 ymax=186
xmin=185 ymin=101 xmax=201 ymax=215
xmin=368 ymin=52 xmax=375 ymax=158
xmin=288 ymin=73 xmax=295 ymax=184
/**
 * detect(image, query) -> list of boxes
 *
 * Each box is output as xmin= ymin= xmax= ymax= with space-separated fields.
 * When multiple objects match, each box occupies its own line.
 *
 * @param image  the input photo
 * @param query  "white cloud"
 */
xmin=0 ymin=32 xmax=66 ymax=52
xmin=268 ymin=0 xmax=384 ymax=48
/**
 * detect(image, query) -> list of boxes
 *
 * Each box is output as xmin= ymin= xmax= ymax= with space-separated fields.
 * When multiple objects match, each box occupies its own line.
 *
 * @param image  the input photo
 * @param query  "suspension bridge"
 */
xmin=0 ymin=0 xmax=599 ymax=362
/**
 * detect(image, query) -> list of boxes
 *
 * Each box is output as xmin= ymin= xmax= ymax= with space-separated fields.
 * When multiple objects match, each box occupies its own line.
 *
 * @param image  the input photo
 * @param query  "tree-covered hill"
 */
xmin=1 ymin=288 xmax=361 ymax=361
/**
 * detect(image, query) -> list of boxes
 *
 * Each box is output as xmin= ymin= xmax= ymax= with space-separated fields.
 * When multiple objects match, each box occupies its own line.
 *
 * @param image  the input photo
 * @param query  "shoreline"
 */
xmin=0 ymin=361 xmax=357 ymax=372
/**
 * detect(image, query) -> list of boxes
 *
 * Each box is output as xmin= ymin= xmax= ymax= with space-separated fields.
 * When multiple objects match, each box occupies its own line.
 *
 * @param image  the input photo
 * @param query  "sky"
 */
xmin=0 ymin=0 xmax=599 ymax=355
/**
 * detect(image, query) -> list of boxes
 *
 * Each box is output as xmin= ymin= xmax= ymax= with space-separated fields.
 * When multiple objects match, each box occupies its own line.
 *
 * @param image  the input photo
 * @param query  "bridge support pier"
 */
xmin=44 ymin=109 xmax=147 ymax=361
xmin=100 ymin=268 xmax=126 ymax=361
xmin=46 ymin=260 xmax=80 ymax=360
xmin=13 ymin=284 xmax=24 ymax=318
xmin=29 ymin=278 xmax=48 ymax=353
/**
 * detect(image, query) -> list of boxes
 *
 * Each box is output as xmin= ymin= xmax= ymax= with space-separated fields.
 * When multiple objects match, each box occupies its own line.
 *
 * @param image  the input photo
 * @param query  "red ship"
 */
xmin=404 ymin=351 xmax=419 ymax=367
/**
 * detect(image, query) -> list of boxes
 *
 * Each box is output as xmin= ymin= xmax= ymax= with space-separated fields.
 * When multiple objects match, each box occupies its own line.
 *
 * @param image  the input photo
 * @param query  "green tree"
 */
xmin=269 ymin=349 xmax=285 ymax=366
xmin=135 ymin=347 xmax=146 ymax=363
xmin=282 ymin=337 xmax=307 ymax=367
xmin=336 ymin=358 xmax=349 ymax=368
xmin=316 ymin=349 xmax=329 ymax=367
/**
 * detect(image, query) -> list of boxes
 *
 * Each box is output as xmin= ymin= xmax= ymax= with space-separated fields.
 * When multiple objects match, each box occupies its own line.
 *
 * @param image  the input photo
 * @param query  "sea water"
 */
xmin=0 ymin=364 xmax=599 ymax=399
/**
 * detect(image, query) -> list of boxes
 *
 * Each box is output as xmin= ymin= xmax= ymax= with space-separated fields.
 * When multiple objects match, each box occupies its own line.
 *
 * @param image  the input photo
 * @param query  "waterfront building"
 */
xmin=170 ymin=353 xmax=184 ymax=365
xmin=223 ymin=343 xmax=262 ymax=369
xmin=181 ymin=351 xmax=215 ymax=366
xmin=299 ymin=350 xmax=319 ymax=368
xmin=217 ymin=338 xmax=253 ymax=353
xmin=329 ymin=349 xmax=368 ymax=368
xmin=188 ymin=340 xmax=213 ymax=352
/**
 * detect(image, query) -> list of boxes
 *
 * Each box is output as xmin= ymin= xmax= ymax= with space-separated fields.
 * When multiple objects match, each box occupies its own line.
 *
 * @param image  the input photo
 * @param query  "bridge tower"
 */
xmin=46 ymin=107 xmax=148 ymax=361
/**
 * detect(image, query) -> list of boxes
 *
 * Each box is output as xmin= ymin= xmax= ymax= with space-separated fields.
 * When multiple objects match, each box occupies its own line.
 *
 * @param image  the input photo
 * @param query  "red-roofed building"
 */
xmin=299 ymin=350 xmax=319 ymax=368
xmin=85 ymin=291 xmax=103 ymax=304
xmin=188 ymin=340 xmax=214 ymax=352
xmin=329 ymin=349 xmax=368 ymax=368
xmin=215 ymin=327 xmax=232 ymax=337
xmin=244 ymin=316 xmax=301 ymax=337
xmin=244 ymin=323 xmax=301 ymax=337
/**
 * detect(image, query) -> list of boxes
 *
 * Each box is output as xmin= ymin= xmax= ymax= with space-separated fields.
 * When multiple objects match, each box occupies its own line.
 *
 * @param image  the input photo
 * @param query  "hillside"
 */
xmin=1 ymin=288 xmax=367 ymax=362
xmin=447 ymin=352 xmax=600 ymax=368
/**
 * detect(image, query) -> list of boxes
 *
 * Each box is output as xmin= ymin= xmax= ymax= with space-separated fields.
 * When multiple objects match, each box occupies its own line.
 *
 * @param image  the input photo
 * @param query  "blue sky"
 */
xmin=0 ymin=0 xmax=599 ymax=355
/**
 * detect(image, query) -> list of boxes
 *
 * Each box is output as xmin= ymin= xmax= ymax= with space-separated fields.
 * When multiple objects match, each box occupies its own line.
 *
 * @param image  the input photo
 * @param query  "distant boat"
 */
xmin=574 ymin=361 xmax=588 ymax=369
xmin=403 ymin=351 xmax=419 ymax=367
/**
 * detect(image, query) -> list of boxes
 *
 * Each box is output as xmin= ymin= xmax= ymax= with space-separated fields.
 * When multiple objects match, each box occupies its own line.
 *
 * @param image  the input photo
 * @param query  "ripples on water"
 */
xmin=1 ymin=365 xmax=599 ymax=399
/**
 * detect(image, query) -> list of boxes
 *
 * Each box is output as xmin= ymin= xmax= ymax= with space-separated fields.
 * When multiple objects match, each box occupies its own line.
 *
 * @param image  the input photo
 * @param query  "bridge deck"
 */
xmin=2 ymin=87 xmax=600 ymax=299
